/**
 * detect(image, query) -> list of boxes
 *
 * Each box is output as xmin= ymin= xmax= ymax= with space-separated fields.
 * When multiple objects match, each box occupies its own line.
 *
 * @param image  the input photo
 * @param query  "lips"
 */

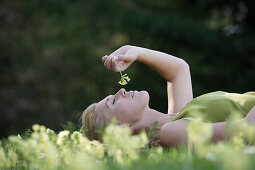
xmin=130 ymin=91 xmax=135 ymax=98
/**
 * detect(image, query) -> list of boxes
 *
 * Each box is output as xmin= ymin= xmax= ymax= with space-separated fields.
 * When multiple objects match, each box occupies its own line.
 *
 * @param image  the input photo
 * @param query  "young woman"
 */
xmin=82 ymin=45 xmax=255 ymax=147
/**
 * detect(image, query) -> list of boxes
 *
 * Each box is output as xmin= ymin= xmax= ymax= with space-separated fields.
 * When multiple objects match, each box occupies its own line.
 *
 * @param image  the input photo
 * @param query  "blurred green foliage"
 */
xmin=0 ymin=0 xmax=254 ymax=137
xmin=1 ymin=120 xmax=255 ymax=169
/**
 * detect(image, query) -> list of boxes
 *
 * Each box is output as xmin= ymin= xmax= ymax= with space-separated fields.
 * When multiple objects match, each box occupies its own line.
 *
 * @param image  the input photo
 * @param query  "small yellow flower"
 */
xmin=32 ymin=124 xmax=40 ymax=132
xmin=114 ymin=59 xmax=131 ymax=86
xmin=118 ymin=74 xmax=130 ymax=85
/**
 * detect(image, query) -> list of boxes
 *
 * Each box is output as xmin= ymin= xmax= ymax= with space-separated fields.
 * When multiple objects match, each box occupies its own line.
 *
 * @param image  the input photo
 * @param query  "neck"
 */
xmin=130 ymin=107 xmax=176 ymax=138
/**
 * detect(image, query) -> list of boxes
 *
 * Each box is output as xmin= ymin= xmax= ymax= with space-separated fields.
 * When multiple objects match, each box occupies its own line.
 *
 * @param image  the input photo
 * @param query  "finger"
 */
xmin=115 ymin=55 xmax=128 ymax=61
xmin=121 ymin=61 xmax=125 ymax=67
xmin=102 ymin=55 xmax=108 ymax=62
xmin=113 ymin=60 xmax=118 ymax=72
xmin=120 ymin=61 xmax=126 ymax=70
xmin=111 ymin=57 xmax=117 ymax=71
xmin=103 ymin=58 xmax=107 ymax=68
xmin=106 ymin=56 xmax=112 ymax=69
xmin=109 ymin=57 xmax=113 ymax=70
xmin=112 ymin=59 xmax=120 ymax=72
xmin=104 ymin=56 xmax=110 ymax=69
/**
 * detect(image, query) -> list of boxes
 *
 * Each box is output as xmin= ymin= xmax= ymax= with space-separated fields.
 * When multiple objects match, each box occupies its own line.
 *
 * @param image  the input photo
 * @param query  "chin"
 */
xmin=140 ymin=90 xmax=150 ymax=106
xmin=142 ymin=90 xmax=149 ymax=98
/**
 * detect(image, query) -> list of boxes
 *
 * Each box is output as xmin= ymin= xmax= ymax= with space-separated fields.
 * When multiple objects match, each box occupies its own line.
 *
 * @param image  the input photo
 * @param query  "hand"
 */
xmin=102 ymin=45 xmax=138 ymax=72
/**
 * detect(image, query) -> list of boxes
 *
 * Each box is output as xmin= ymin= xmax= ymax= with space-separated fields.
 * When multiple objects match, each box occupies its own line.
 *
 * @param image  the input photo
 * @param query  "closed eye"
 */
xmin=112 ymin=99 xmax=115 ymax=104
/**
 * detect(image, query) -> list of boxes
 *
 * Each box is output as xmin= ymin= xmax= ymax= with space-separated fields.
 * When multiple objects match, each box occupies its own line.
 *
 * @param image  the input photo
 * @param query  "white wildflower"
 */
xmin=38 ymin=152 xmax=46 ymax=159
xmin=243 ymin=146 xmax=255 ymax=155
xmin=57 ymin=130 xmax=70 ymax=145
xmin=205 ymin=152 xmax=217 ymax=162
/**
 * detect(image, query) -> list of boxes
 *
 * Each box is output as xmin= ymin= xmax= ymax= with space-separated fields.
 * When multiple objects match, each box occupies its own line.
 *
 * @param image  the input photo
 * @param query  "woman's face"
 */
xmin=95 ymin=88 xmax=149 ymax=125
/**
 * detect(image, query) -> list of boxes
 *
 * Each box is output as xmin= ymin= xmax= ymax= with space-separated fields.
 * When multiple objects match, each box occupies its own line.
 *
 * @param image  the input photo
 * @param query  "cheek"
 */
xmin=114 ymin=102 xmax=137 ymax=121
xmin=114 ymin=102 xmax=129 ymax=114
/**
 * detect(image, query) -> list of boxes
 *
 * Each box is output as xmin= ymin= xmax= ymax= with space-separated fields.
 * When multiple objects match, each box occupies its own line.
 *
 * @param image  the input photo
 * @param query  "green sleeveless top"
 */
xmin=171 ymin=91 xmax=255 ymax=123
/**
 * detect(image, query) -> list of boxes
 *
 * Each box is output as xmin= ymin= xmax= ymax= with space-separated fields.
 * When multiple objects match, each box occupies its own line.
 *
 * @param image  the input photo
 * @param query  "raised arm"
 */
xmin=134 ymin=46 xmax=193 ymax=114
xmin=103 ymin=45 xmax=193 ymax=114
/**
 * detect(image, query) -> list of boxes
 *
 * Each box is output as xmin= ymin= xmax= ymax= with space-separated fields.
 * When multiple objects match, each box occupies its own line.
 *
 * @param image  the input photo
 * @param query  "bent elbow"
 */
xmin=159 ymin=124 xmax=179 ymax=147
xmin=159 ymin=121 xmax=188 ymax=147
xmin=180 ymin=59 xmax=190 ymax=72
xmin=159 ymin=125 xmax=171 ymax=147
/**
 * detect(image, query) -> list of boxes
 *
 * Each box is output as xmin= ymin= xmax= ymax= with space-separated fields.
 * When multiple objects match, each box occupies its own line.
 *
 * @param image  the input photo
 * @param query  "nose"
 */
xmin=116 ymin=88 xmax=126 ymax=97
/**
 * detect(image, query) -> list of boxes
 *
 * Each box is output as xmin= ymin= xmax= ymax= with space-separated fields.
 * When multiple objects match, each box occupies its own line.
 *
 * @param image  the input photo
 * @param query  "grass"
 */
xmin=1 ymin=120 xmax=255 ymax=170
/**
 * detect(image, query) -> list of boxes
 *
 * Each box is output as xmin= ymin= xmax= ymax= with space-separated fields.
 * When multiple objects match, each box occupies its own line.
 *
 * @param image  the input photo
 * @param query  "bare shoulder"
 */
xmin=159 ymin=119 xmax=188 ymax=147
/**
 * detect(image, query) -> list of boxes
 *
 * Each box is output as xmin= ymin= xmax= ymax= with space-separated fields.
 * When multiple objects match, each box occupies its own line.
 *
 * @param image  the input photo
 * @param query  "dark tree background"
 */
xmin=0 ymin=0 xmax=254 ymax=138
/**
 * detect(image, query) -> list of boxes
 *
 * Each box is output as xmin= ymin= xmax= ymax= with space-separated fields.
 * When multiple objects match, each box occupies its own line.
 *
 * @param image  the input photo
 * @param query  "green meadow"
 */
xmin=1 ymin=120 xmax=255 ymax=170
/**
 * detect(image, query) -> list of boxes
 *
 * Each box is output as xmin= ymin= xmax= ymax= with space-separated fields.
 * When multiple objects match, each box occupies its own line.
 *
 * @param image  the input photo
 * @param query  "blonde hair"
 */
xmin=81 ymin=103 xmax=110 ymax=140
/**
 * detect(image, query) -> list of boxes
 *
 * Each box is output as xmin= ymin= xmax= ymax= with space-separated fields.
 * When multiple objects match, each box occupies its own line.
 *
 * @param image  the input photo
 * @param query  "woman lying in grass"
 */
xmin=82 ymin=45 xmax=255 ymax=147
